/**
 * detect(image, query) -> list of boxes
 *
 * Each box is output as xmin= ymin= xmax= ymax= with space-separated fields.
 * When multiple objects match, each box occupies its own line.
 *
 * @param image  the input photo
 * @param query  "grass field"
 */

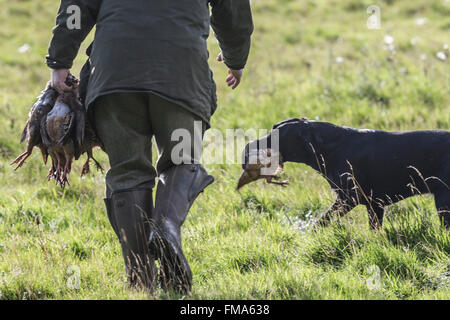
xmin=0 ymin=0 xmax=449 ymax=300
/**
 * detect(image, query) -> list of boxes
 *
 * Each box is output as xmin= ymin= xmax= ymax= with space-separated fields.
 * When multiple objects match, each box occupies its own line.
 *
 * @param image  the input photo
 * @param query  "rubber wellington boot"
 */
xmin=149 ymin=164 xmax=214 ymax=293
xmin=108 ymin=188 xmax=156 ymax=290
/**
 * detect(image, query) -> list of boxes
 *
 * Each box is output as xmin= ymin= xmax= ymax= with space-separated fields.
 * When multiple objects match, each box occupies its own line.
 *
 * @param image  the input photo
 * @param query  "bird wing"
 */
xmin=20 ymin=121 xmax=29 ymax=144
xmin=40 ymin=114 xmax=51 ymax=148
xmin=44 ymin=99 xmax=74 ymax=147
xmin=60 ymin=91 xmax=85 ymax=160
xmin=71 ymin=98 xmax=85 ymax=158
xmin=20 ymin=86 xmax=58 ymax=145
xmin=56 ymin=110 xmax=75 ymax=146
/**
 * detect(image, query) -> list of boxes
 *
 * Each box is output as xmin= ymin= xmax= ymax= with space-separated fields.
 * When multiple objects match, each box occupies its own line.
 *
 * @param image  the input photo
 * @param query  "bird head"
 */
xmin=237 ymin=117 xmax=312 ymax=190
xmin=237 ymin=145 xmax=284 ymax=190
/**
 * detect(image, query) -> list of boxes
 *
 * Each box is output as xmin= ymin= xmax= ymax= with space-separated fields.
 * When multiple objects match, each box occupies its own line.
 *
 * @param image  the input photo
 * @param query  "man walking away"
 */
xmin=46 ymin=0 xmax=253 ymax=293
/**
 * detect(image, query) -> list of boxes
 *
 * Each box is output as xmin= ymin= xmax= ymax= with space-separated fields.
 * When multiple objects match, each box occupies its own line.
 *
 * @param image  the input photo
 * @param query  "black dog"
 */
xmin=238 ymin=118 xmax=450 ymax=229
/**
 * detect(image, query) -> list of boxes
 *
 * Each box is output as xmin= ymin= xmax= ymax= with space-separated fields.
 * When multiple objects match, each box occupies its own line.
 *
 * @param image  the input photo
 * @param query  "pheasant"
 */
xmin=40 ymin=86 xmax=86 ymax=188
xmin=80 ymin=119 xmax=104 ymax=176
xmin=11 ymin=83 xmax=59 ymax=170
xmin=14 ymin=75 xmax=104 ymax=188
xmin=41 ymin=88 xmax=104 ymax=187
xmin=237 ymin=148 xmax=287 ymax=190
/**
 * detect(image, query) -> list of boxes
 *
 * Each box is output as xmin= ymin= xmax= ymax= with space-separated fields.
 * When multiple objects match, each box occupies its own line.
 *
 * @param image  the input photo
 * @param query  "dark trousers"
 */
xmin=93 ymin=92 xmax=204 ymax=197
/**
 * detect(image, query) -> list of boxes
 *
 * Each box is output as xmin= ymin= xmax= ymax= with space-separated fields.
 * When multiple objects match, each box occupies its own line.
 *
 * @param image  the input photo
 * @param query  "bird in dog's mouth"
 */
xmin=237 ymin=147 xmax=288 ymax=190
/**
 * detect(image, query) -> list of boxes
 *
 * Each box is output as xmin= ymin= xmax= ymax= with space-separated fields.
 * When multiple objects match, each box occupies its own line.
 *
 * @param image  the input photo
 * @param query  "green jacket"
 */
xmin=47 ymin=0 xmax=253 ymax=126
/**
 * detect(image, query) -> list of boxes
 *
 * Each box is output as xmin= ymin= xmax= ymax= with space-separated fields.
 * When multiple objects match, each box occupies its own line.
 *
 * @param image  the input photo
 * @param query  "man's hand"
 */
xmin=51 ymin=68 xmax=72 ymax=93
xmin=217 ymin=53 xmax=243 ymax=90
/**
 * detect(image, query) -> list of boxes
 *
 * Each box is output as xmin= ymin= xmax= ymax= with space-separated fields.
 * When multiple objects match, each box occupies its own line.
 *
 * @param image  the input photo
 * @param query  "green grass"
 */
xmin=0 ymin=0 xmax=449 ymax=299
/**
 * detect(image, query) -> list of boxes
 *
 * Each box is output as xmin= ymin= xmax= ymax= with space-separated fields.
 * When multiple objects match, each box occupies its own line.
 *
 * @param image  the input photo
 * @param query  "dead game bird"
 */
xmin=12 ymin=74 xmax=104 ymax=188
xmin=41 ymin=88 xmax=86 ymax=188
xmin=11 ymin=83 xmax=59 ymax=169
xmin=80 ymin=120 xmax=105 ymax=176
xmin=237 ymin=147 xmax=287 ymax=190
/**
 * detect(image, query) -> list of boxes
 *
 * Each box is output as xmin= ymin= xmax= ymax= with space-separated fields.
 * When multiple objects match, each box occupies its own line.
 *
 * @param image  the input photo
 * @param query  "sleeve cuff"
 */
xmin=46 ymin=56 xmax=72 ymax=69
xmin=224 ymin=62 xmax=246 ymax=70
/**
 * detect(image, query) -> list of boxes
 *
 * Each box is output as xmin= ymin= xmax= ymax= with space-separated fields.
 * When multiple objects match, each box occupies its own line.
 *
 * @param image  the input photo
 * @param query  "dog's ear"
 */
xmin=300 ymin=122 xmax=344 ymax=153
xmin=297 ymin=120 xmax=324 ymax=148
xmin=304 ymin=131 xmax=324 ymax=146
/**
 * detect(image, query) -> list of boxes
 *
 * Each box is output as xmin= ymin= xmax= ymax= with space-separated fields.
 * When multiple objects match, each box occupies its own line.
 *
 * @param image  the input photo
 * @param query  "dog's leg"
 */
xmin=314 ymin=196 xmax=354 ymax=228
xmin=366 ymin=204 xmax=384 ymax=230
xmin=434 ymin=191 xmax=450 ymax=230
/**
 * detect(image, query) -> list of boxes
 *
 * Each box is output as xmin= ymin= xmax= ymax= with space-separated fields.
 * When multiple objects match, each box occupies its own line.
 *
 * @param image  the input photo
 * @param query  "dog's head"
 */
xmin=237 ymin=118 xmax=311 ymax=189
